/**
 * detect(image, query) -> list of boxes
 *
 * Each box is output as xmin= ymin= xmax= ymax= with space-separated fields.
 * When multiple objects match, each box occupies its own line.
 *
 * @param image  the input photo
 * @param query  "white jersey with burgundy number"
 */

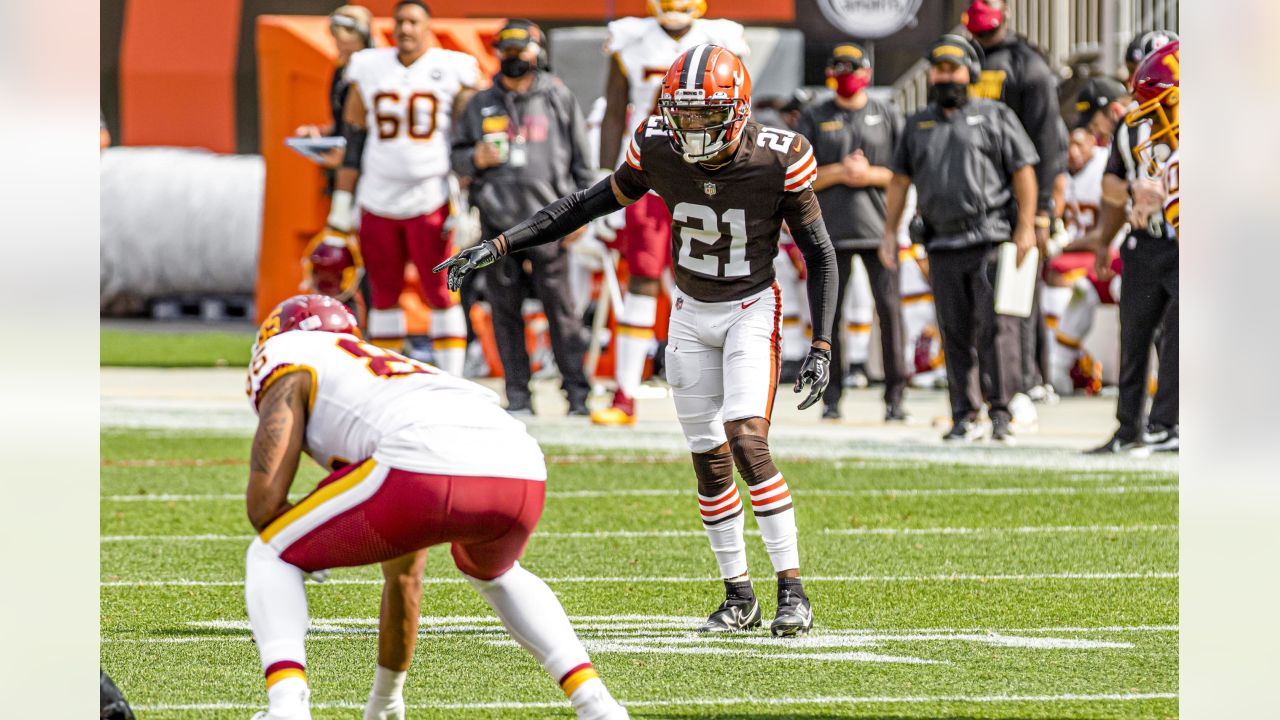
xmin=1063 ymin=146 xmax=1108 ymax=242
xmin=345 ymin=47 xmax=480 ymax=218
xmin=605 ymin=16 xmax=749 ymax=160
xmin=248 ymin=330 xmax=544 ymax=481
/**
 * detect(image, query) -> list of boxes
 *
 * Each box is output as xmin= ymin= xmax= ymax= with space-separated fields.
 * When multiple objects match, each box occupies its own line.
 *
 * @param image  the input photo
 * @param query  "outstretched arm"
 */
xmin=434 ymin=174 xmax=641 ymax=290
xmin=246 ymin=371 xmax=310 ymax=532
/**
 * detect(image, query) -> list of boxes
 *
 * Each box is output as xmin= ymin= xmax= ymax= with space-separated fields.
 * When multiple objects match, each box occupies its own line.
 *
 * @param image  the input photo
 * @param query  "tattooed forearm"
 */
xmin=247 ymin=371 xmax=309 ymax=531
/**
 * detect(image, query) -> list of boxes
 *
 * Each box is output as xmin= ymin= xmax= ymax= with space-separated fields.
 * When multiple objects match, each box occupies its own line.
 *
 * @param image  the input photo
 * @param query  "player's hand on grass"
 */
xmin=794 ymin=345 xmax=832 ymax=410
xmin=433 ymin=238 xmax=500 ymax=291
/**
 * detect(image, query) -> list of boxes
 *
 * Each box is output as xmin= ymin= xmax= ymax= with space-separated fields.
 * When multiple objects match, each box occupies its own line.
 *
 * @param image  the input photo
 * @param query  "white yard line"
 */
xmin=103 ymin=622 xmax=1178 ymax=645
xmin=100 ymin=485 xmax=1177 ymax=503
xmin=101 ymin=571 xmax=1178 ymax=588
xmin=132 ymin=692 xmax=1177 ymax=712
xmin=100 ymin=524 xmax=1177 ymax=543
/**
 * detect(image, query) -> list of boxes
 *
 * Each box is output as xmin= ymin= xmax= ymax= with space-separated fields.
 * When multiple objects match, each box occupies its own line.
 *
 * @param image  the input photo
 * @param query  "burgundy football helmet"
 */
xmin=302 ymin=230 xmax=363 ymax=301
xmin=255 ymin=294 xmax=360 ymax=351
xmin=1126 ymin=40 xmax=1179 ymax=172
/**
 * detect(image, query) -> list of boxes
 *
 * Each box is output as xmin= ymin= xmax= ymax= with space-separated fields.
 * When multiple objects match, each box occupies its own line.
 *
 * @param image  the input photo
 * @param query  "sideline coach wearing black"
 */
xmin=796 ymin=43 xmax=908 ymax=422
xmin=963 ymin=0 xmax=1069 ymax=393
xmin=880 ymin=36 xmax=1039 ymax=443
xmin=451 ymin=20 xmax=593 ymax=415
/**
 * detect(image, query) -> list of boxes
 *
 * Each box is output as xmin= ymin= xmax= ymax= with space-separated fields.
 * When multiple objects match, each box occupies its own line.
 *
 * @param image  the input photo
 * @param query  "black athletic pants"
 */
xmin=927 ymin=242 xmax=1022 ymax=423
xmin=1115 ymin=233 xmax=1179 ymax=441
xmin=824 ymin=248 xmax=907 ymax=409
xmin=483 ymin=223 xmax=589 ymax=407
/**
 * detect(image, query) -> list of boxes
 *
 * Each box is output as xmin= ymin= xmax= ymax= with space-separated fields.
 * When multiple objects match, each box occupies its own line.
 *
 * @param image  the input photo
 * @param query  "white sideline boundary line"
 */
xmin=103 ymin=623 xmax=1179 ymax=644
xmin=100 ymin=524 xmax=1178 ymax=542
xmin=101 ymin=571 xmax=1178 ymax=588
xmin=100 ymin=485 xmax=1177 ymax=502
xmin=133 ymin=692 xmax=1177 ymax=712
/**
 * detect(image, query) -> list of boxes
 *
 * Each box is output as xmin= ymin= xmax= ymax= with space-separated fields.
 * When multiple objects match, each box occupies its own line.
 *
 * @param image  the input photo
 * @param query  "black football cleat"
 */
xmin=698 ymin=579 xmax=761 ymax=633
xmin=1142 ymin=425 xmax=1179 ymax=453
xmin=990 ymin=415 xmax=1015 ymax=444
xmin=942 ymin=419 xmax=986 ymax=442
xmin=884 ymin=402 xmax=909 ymax=423
xmin=1086 ymin=432 xmax=1146 ymax=455
xmin=698 ymin=597 xmax=762 ymax=633
xmin=770 ymin=578 xmax=813 ymax=637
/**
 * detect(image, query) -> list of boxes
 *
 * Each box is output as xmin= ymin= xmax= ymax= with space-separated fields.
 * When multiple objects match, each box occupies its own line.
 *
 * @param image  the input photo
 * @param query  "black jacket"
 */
xmin=451 ymin=72 xmax=593 ymax=231
xmin=892 ymin=98 xmax=1039 ymax=251
xmin=971 ymin=35 xmax=1068 ymax=214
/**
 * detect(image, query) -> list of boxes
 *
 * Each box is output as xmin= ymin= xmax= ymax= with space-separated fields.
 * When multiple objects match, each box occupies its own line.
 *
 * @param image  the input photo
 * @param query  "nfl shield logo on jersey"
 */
xmin=675 ymin=297 xmax=683 ymax=311
xmin=703 ymin=181 xmax=717 ymax=197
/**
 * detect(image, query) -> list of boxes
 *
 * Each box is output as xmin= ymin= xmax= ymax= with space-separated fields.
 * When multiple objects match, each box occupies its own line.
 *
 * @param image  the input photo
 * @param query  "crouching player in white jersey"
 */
xmin=328 ymin=0 xmax=476 ymax=373
xmin=243 ymin=295 xmax=627 ymax=720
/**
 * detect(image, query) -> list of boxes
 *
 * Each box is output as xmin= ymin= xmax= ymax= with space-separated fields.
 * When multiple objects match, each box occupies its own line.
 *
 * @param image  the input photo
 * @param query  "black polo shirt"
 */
xmin=891 ymin=97 xmax=1039 ymax=250
xmin=796 ymin=95 xmax=904 ymax=250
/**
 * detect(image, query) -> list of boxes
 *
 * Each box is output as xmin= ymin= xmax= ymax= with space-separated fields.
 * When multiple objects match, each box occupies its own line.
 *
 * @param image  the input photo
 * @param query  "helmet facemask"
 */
xmin=660 ymin=90 xmax=744 ymax=163
xmin=1126 ymin=87 xmax=1178 ymax=176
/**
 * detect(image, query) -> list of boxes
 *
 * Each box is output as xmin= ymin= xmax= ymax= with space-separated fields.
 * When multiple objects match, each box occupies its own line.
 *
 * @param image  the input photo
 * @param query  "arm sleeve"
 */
xmin=342 ymin=123 xmax=367 ymax=170
xmin=779 ymin=189 xmax=837 ymax=345
xmin=498 ymin=176 xmax=628 ymax=255
xmin=1017 ymin=54 xmax=1067 ymax=212
xmin=449 ymin=93 xmax=484 ymax=178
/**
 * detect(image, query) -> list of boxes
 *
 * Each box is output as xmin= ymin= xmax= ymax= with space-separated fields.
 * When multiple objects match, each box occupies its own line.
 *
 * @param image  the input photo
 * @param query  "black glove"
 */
xmin=433 ymin=239 xmax=499 ymax=291
xmin=793 ymin=346 xmax=831 ymax=410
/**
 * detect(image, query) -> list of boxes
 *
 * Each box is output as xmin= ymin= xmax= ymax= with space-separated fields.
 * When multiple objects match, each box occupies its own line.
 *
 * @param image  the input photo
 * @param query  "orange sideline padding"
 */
xmin=254 ymin=15 xmax=504 ymax=324
xmin=120 ymin=0 xmax=242 ymax=151
xmin=354 ymin=0 xmax=790 ymax=22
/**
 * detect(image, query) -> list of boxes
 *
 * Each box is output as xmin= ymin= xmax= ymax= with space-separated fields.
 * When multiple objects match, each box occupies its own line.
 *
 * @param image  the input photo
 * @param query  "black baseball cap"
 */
xmin=1073 ymin=76 xmax=1128 ymax=128
xmin=828 ymin=42 xmax=870 ymax=70
xmin=494 ymin=19 xmax=543 ymax=50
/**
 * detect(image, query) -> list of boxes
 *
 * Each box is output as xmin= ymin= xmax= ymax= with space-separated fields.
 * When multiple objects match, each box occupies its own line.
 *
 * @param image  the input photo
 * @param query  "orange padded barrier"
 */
xmin=254 ymin=15 xmax=503 ymax=323
xmin=120 ymin=0 xmax=243 ymax=151
xmin=356 ymin=0 xmax=790 ymax=22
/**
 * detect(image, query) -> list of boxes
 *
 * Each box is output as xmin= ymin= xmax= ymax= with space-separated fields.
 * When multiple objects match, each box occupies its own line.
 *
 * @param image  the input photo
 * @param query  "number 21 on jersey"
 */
xmin=674 ymin=203 xmax=750 ymax=278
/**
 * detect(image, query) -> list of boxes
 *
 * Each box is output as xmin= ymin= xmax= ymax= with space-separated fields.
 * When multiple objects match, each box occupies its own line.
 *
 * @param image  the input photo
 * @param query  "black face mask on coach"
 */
xmin=929 ymin=82 xmax=970 ymax=109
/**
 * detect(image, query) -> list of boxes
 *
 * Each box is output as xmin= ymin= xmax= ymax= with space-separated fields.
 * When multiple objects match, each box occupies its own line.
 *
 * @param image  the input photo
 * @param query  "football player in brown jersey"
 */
xmin=437 ymin=45 xmax=837 ymax=636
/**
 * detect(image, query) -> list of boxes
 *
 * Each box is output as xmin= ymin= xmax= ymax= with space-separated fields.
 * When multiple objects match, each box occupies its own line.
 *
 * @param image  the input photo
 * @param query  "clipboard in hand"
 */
xmin=994 ymin=242 xmax=1039 ymax=318
xmin=285 ymin=136 xmax=346 ymax=164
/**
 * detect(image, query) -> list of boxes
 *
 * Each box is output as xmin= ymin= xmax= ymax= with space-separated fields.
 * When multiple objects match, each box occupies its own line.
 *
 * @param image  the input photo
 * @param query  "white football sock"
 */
xmin=245 ymin=539 xmax=310 ymax=715
xmin=266 ymin=677 xmax=311 ymax=719
xmin=698 ymin=484 xmax=748 ymax=579
xmin=464 ymin=562 xmax=594 ymax=691
xmin=614 ymin=293 xmax=657 ymax=398
xmin=748 ymin=474 xmax=800 ymax=573
xmin=367 ymin=308 xmax=407 ymax=350
xmin=430 ymin=305 xmax=467 ymax=375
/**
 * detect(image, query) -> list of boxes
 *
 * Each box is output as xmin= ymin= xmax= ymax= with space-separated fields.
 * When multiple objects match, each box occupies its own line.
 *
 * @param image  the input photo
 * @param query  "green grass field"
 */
xmin=101 ymin=429 xmax=1177 ymax=719
xmin=101 ymin=329 xmax=255 ymax=368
